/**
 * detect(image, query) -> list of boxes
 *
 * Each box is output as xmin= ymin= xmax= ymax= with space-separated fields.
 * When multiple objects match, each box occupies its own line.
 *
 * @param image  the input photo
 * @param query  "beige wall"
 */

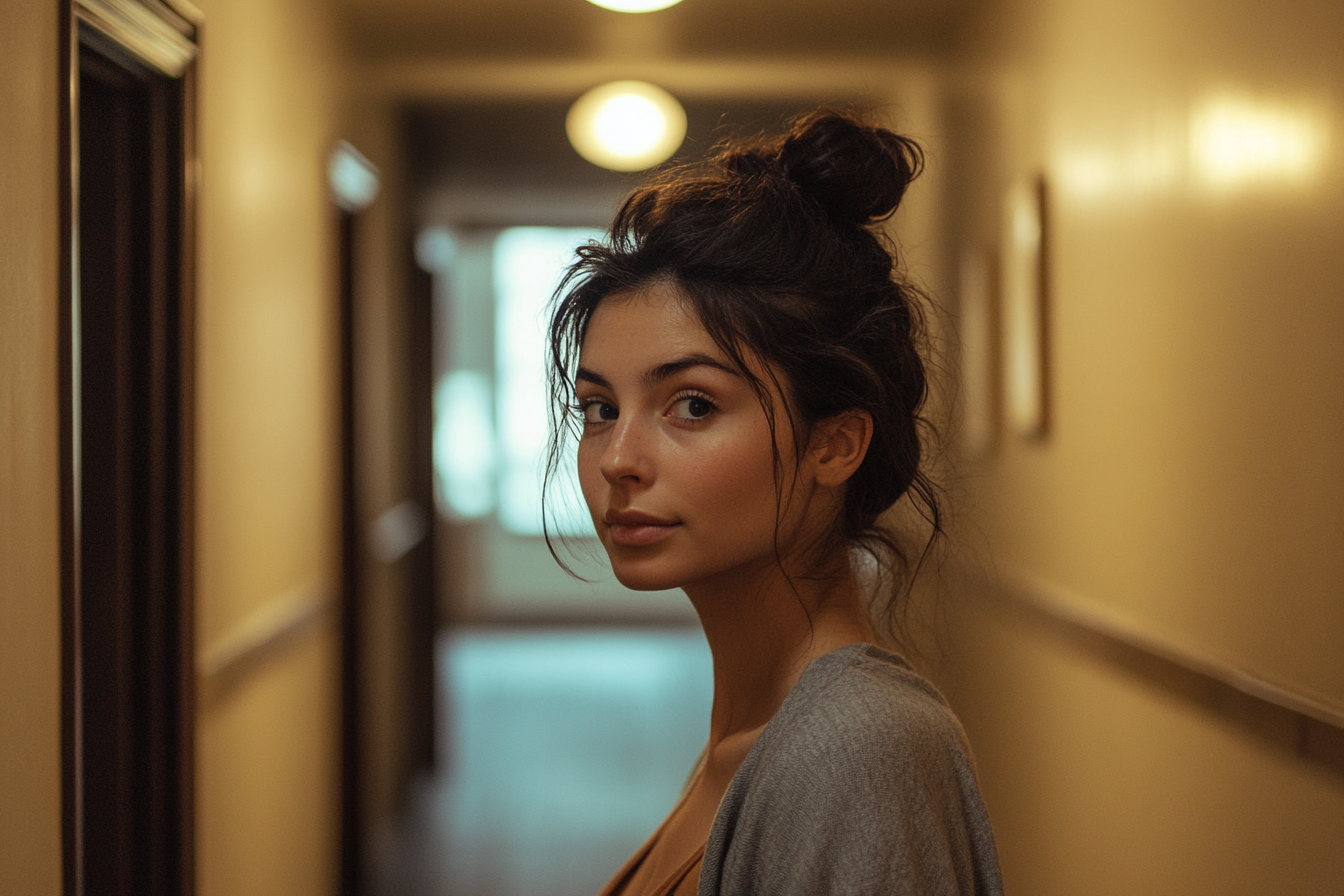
xmin=0 ymin=0 xmax=62 ymax=893
xmin=0 ymin=0 xmax=354 ymax=890
xmin=193 ymin=0 xmax=347 ymax=892
xmin=940 ymin=0 xmax=1344 ymax=890
xmin=0 ymin=0 xmax=391 ymax=889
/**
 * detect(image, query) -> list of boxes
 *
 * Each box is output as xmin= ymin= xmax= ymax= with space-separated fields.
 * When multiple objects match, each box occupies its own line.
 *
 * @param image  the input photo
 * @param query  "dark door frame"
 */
xmin=59 ymin=3 xmax=200 ymax=894
xmin=332 ymin=144 xmax=438 ymax=896
xmin=337 ymin=207 xmax=364 ymax=896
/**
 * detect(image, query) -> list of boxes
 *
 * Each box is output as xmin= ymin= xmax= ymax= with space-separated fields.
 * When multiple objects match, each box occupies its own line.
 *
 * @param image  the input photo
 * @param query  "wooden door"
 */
xmin=61 ymin=4 xmax=199 ymax=894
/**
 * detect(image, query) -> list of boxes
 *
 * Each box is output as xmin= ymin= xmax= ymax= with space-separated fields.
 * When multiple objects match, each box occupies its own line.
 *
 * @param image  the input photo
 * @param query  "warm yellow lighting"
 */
xmin=1190 ymin=96 xmax=1328 ymax=189
xmin=567 ymin=81 xmax=687 ymax=172
xmin=586 ymin=0 xmax=684 ymax=11
xmin=1056 ymin=153 xmax=1118 ymax=200
xmin=1055 ymin=116 xmax=1182 ymax=203
xmin=1055 ymin=97 xmax=1331 ymax=202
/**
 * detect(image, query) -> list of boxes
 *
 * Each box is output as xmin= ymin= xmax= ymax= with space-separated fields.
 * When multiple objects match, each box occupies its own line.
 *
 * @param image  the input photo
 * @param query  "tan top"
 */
xmin=598 ymin=749 xmax=714 ymax=896
xmin=598 ymin=827 xmax=705 ymax=896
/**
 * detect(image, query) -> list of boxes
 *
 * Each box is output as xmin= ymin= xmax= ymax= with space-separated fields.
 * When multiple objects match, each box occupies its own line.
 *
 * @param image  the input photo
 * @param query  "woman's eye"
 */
xmin=582 ymin=401 xmax=618 ymax=423
xmin=670 ymin=396 xmax=715 ymax=421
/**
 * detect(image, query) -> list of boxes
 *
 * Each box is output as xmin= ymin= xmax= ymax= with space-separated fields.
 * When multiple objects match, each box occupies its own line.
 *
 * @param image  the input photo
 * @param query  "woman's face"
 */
xmin=575 ymin=282 xmax=820 ymax=593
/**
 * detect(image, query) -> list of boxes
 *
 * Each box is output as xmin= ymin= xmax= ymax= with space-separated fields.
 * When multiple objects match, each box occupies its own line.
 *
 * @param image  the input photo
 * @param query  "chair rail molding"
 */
xmin=983 ymin=568 xmax=1344 ymax=779
xmin=198 ymin=584 xmax=333 ymax=704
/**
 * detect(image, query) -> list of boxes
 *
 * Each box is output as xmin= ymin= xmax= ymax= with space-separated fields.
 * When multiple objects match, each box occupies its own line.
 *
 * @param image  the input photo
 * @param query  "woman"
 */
xmin=546 ymin=110 xmax=1003 ymax=896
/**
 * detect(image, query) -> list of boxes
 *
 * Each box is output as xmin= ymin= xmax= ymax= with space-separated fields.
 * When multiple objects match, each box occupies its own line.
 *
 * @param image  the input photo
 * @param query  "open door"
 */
xmin=60 ymin=2 xmax=200 ymax=894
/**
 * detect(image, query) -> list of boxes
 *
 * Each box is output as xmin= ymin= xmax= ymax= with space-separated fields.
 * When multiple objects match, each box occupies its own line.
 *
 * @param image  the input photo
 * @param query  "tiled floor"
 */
xmin=371 ymin=627 xmax=714 ymax=896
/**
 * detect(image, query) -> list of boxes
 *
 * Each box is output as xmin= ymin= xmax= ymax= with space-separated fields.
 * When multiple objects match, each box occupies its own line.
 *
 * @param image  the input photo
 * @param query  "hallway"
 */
xmin=5 ymin=0 xmax=1344 ymax=893
xmin=370 ymin=628 xmax=713 ymax=896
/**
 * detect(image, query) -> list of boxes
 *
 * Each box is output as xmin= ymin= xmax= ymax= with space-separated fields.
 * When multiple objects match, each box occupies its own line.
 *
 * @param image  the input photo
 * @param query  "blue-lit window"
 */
xmin=433 ymin=226 xmax=603 ymax=538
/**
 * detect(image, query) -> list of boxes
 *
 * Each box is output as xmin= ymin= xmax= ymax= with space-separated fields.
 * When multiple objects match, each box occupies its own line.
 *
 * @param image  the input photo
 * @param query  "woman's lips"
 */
xmin=605 ymin=511 xmax=680 ymax=547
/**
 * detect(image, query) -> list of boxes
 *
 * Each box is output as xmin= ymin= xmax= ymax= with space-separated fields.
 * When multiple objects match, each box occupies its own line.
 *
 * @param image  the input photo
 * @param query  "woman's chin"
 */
xmin=611 ymin=571 xmax=679 ymax=592
xmin=608 ymin=559 xmax=684 ymax=593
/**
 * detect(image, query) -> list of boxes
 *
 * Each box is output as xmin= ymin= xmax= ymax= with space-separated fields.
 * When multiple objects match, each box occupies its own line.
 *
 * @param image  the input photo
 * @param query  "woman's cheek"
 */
xmin=576 ymin=439 xmax=606 ymax=522
xmin=686 ymin=433 xmax=777 ymax=538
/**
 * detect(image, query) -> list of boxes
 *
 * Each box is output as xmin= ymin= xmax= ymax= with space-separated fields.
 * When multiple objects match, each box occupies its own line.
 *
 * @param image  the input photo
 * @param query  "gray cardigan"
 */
xmin=699 ymin=643 xmax=1004 ymax=895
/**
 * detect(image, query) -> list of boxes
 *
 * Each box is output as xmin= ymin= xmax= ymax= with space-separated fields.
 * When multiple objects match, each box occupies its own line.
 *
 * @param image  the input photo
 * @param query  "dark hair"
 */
xmin=545 ymin=109 xmax=942 ymax=640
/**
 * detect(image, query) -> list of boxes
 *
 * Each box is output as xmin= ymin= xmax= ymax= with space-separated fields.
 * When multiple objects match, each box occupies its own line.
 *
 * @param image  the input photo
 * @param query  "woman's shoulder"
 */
xmin=766 ymin=642 xmax=974 ymax=767
xmin=701 ymin=643 xmax=1003 ymax=896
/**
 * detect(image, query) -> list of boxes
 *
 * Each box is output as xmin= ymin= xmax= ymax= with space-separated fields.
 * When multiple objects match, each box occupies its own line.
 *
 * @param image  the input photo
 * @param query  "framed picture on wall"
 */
xmin=958 ymin=245 xmax=997 ymax=456
xmin=1002 ymin=175 xmax=1049 ymax=438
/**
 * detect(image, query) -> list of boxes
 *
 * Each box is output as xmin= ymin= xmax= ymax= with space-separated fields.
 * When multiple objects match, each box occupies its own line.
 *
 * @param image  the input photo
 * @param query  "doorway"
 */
xmin=61 ymin=8 xmax=199 ymax=894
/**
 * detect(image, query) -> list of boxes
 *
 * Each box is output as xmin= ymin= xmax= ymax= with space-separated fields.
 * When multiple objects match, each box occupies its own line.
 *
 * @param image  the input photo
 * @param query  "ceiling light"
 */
xmin=586 ymin=0 xmax=684 ymax=12
xmin=566 ymin=81 xmax=687 ymax=172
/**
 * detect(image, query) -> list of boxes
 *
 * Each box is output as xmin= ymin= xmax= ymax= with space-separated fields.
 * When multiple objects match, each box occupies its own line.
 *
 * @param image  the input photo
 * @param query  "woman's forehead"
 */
xmin=580 ymin=285 xmax=717 ymax=362
xmin=578 ymin=285 xmax=796 ymax=409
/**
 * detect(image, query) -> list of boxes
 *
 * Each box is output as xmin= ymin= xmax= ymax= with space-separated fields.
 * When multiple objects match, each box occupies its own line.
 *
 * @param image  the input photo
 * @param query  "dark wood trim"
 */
xmin=994 ymin=575 xmax=1344 ymax=781
xmin=62 ymin=5 xmax=198 ymax=892
xmin=59 ymin=2 xmax=82 ymax=893
xmin=338 ymin=210 xmax=364 ymax=896
xmin=404 ymin=238 xmax=439 ymax=779
xmin=175 ymin=52 xmax=199 ymax=895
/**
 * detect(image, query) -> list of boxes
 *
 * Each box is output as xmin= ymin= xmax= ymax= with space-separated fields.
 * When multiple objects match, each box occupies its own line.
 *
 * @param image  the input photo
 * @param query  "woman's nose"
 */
xmin=600 ymin=416 xmax=653 ymax=486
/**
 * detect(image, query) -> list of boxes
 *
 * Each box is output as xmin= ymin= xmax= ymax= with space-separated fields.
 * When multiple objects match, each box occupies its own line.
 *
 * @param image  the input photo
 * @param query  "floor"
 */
xmin=371 ymin=627 xmax=714 ymax=896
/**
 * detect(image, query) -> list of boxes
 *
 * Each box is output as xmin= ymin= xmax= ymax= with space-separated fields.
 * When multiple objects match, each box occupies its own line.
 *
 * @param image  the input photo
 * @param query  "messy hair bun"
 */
xmin=547 ymin=109 xmax=941 ymax=642
xmin=777 ymin=111 xmax=923 ymax=225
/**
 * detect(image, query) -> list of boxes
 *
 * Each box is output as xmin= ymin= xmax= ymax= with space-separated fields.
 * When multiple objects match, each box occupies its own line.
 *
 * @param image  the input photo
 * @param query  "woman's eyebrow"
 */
xmin=577 ymin=354 xmax=741 ymax=390
xmin=644 ymin=354 xmax=740 ymax=385
xmin=575 ymin=367 xmax=611 ymax=388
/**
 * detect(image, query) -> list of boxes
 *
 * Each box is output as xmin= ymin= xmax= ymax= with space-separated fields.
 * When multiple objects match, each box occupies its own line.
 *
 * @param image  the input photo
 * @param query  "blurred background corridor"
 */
xmin=369 ymin=630 xmax=712 ymax=896
xmin=3 ymin=0 xmax=1343 ymax=894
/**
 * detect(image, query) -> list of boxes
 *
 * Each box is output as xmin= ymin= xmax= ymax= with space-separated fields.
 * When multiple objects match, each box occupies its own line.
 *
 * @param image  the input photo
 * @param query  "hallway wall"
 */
xmin=0 ymin=1 xmax=62 ymax=893
xmin=939 ymin=0 xmax=1344 ymax=891
xmin=191 ymin=0 xmax=349 ymax=893
xmin=0 ymin=2 xmax=355 ymax=893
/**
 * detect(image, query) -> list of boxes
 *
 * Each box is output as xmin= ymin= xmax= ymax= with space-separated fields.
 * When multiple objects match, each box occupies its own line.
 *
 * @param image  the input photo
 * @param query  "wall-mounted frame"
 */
xmin=1001 ymin=175 xmax=1050 ymax=439
xmin=958 ymin=245 xmax=998 ymax=456
xmin=61 ymin=1 xmax=200 ymax=894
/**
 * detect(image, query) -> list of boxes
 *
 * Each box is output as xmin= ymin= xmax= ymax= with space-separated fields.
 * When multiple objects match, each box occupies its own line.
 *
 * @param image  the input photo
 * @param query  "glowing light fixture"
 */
xmin=1190 ymin=95 xmax=1328 ymax=189
xmin=586 ymin=0 xmax=684 ymax=12
xmin=566 ymin=81 xmax=687 ymax=172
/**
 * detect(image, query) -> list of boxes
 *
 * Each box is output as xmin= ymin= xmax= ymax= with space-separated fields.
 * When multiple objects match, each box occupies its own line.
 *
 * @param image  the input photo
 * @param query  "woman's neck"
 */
xmin=684 ymin=553 xmax=875 ymax=747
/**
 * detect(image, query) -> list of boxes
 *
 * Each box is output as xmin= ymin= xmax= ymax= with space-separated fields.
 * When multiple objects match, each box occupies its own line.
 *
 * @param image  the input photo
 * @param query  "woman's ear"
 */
xmin=809 ymin=410 xmax=873 ymax=488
